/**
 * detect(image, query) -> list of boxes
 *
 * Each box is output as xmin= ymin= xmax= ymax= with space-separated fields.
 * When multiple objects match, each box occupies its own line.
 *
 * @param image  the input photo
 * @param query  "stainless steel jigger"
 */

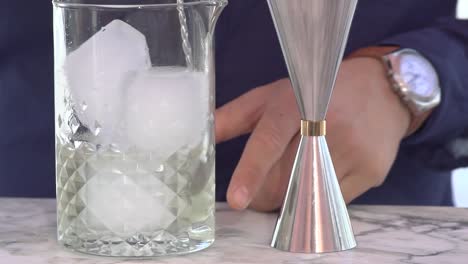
xmin=267 ymin=0 xmax=358 ymax=253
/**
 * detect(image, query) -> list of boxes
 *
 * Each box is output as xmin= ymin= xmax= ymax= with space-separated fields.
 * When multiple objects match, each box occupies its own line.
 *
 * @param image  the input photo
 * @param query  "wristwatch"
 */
xmin=350 ymin=47 xmax=442 ymax=136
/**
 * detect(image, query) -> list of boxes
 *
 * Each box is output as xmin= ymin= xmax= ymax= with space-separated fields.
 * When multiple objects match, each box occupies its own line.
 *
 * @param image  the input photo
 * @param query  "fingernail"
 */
xmin=233 ymin=186 xmax=250 ymax=210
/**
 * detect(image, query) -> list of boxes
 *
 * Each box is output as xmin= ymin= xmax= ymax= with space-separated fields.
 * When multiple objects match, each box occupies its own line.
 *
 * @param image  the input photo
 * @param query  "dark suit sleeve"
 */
xmin=381 ymin=18 xmax=468 ymax=169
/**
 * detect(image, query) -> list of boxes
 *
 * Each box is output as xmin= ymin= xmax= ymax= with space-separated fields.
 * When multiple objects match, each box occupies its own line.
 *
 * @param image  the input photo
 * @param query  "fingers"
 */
xmin=227 ymin=112 xmax=297 ymax=210
xmin=327 ymin=132 xmax=357 ymax=182
xmin=227 ymin=82 xmax=300 ymax=210
xmin=215 ymin=85 xmax=272 ymax=143
xmin=339 ymin=167 xmax=385 ymax=204
xmin=249 ymin=133 xmax=300 ymax=212
xmin=339 ymin=171 xmax=368 ymax=204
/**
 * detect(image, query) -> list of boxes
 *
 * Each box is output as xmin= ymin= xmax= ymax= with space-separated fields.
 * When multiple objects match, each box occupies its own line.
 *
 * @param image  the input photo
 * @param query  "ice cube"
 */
xmin=126 ymin=67 xmax=209 ymax=160
xmin=63 ymin=19 xmax=151 ymax=144
xmin=83 ymin=162 xmax=177 ymax=235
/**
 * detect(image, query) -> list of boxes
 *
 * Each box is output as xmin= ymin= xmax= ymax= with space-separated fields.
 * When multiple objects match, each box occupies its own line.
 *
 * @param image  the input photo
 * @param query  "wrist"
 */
xmin=345 ymin=56 xmax=411 ymax=141
xmin=348 ymin=46 xmax=435 ymax=138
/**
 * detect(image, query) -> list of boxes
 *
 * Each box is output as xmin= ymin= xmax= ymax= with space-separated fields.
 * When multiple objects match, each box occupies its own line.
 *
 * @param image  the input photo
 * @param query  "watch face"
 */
xmin=399 ymin=52 xmax=438 ymax=100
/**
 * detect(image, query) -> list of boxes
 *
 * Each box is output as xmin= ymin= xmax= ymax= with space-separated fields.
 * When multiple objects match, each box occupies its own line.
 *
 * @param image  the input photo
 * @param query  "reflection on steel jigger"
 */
xmin=267 ymin=0 xmax=358 ymax=253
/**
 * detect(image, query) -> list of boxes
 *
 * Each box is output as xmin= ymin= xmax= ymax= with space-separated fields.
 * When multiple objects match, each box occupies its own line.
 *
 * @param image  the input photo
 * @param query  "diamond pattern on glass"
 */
xmin=56 ymin=140 xmax=214 ymax=256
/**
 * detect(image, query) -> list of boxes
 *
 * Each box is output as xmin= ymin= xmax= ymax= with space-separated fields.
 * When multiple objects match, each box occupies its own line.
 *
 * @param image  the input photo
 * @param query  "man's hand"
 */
xmin=216 ymin=57 xmax=411 ymax=212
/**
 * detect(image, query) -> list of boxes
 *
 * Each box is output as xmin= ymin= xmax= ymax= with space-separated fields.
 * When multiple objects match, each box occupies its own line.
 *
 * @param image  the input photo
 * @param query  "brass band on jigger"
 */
xmin=301 ymin=120 xmax=326 ymax=136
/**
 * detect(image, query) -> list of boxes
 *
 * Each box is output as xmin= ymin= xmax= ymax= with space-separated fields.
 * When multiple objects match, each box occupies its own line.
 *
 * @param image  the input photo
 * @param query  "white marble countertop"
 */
xmin=1 ymin=198 xmax=468 ymax=264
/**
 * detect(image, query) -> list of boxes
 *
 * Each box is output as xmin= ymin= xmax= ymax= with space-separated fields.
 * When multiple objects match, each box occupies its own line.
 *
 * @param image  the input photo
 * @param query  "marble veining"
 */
xmin=0 ymin=198 xmax=467 ymax=264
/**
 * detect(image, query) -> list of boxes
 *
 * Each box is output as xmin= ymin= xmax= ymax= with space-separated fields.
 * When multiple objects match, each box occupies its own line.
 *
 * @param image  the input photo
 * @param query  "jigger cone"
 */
xmin=267 ymin=0 xmax=358 ymax=253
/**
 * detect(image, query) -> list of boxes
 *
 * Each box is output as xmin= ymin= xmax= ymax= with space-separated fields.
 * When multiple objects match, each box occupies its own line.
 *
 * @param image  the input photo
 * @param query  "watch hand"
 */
xmin=406 ymin=73 xmax=417 ymax=84
xmin=410 ymin=74 xmax=423 ymax=86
